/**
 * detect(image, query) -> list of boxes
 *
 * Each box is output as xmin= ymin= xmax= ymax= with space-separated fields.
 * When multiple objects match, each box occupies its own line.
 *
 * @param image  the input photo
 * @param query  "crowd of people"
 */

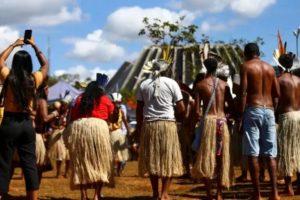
xmin=0 ymin=37 xmax=299 ymax=200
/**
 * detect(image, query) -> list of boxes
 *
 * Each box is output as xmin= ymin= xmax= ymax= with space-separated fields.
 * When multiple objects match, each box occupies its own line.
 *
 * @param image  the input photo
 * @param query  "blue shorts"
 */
xmin=242 ymin=106 xmax=277 ymax=158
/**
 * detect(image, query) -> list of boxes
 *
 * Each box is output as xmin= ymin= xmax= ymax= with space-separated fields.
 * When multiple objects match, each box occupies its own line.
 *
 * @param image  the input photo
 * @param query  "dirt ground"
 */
xmin=5 ymin=161 xmax=300 ymax=200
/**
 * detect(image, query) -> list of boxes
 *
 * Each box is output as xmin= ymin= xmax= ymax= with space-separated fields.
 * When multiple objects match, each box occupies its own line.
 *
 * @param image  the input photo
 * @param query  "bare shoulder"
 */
xmin=240 ymin=62 xmax=249 ymax=70
xmin=293 ymin=74 xmax=300 ymax=83
xmin=195 ymin=79 xmax=205 ymax=89
xmin=293 ymin=73 xmax=300 ymax=79
xmin=262 ymin=60 xmax=274 ymax=70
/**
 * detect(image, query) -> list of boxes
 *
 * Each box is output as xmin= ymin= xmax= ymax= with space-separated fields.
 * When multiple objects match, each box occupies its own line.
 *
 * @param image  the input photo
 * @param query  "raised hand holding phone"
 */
xmin=23 ymin=29 xmax=32 ymax=44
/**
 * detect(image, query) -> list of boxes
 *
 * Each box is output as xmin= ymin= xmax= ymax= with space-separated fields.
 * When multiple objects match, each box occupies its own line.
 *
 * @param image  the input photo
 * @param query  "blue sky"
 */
xmin=0 ymin=0 xmax=299 ymax=81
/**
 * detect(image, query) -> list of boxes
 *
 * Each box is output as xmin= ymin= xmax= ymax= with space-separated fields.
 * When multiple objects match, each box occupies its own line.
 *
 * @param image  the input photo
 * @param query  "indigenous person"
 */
xmin=59 ymin=94 xmax=73 ymax=178
xmin=34 ymin=77 xmax=59 ymax=184
xmin=276 ymin=52 xmax=300 ymax=196
xmin=192 ymin=58 xmax=233 ymax=200
xmin=0 ymin=38 xmax=48 ymax=200
xmin=177 ymin=82 xmax=194 ymax=177
xmin=109 ymin=92 xmax=130 ymax=176
xmin=238 ymin=43 xmax=280 ymax=200
xmin=137 ymin=59 xmax=185 ymax=200
xmin=231 ymin=74 xmax=248 ymax=182
xmin=64 ymin=78 xmax=118 ymax=200
xmin=47 ymin=101 xmax=68 ymax=178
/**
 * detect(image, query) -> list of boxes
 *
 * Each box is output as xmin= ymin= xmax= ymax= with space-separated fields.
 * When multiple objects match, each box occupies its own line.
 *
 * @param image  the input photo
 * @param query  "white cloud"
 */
xmin=0 ymin=26 xmax=20 ymax=50
xmin=28 ymin=6 xmax=82 ymax=26
xmin=0 ymin=26 xmax=21 ymax=65
xmin=175 ymin=0 xmax=276 ymax=18
xmin=230 ymin=0 xmax=276 ymax=18
xmin=0 ymin=0 xmax=82 ymax=26
xmin=175 ymin=0 xmax=230 ymax=13
xmin=53 ymin=65 xmax=117 ymax=81
xmin=66 ymin=29 xmax=125 ymax=63
xmin=200 ymin=19 xmax=243 ymax=32
xmin=104 ymin=6 xmax=196 ymax=41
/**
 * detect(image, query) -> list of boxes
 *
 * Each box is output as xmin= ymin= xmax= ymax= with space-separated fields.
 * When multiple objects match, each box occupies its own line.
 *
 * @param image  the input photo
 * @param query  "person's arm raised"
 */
xmin=27 ymin=39 xmax=49 ymax=78
xmin=0 ymin=39 xmax=24 ymax=70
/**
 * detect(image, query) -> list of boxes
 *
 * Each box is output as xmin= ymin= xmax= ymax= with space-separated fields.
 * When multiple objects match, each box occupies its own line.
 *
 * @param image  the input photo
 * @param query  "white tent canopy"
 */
xmin=48 ymin=81 xmax=82 ymax=102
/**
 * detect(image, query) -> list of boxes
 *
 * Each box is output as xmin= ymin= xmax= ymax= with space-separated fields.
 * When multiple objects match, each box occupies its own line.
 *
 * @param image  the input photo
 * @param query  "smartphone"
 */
xmin=24 ymin=29 xmax=32 ymax=44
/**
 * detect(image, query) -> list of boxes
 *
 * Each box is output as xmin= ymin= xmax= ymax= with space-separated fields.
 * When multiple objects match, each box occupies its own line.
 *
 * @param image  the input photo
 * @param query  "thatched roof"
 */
xmin=106 ymin=44 xmax=244 ymax=93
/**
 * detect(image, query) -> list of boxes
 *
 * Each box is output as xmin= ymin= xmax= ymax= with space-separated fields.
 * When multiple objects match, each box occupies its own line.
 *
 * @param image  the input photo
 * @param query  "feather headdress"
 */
xmin=142 ymin=45 xmax=173 ymax=97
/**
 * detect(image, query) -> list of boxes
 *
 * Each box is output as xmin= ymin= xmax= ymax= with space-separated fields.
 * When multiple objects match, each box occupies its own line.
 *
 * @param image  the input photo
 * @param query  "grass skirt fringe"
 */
xmin=277 ymin=111 xmax=300 ymax=177
xmin=36 ymin=133 xmax=46 ymax=166
xmin=139 ymin=120 xmax=184 ymax=177
xmin=110 ymin=129 xmax=129 ymax=162
xmin=64 ymin=117 xmax=113 ymax=189
xmin=192 ymin=115 xmax=232 ymax=188
xmin=47 ymin=129 xmax=67 ymax=161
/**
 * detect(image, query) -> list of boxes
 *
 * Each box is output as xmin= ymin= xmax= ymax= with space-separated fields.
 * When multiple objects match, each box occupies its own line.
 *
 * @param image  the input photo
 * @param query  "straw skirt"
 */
xmin=35 ymin=133 xmax=46 ymax=166
xmin=192 ymin=115 xmax=232 ymax=188
xmin=110 ymin=129 xmax=129 ymax=162
xmin=277 ymin=111 xmax=300 ymax=176
xmin=138 ymin=120 xmax=184 ymax=177
xmin=64 ymin=117 xmax=113 ymax=189
xmin=47 ymin=129 xmax=67 ymax=161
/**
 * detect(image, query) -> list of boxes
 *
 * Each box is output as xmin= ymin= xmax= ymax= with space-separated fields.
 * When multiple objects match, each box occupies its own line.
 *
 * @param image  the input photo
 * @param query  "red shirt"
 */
xmin=71 ymin=95 xmax=115 ymax=121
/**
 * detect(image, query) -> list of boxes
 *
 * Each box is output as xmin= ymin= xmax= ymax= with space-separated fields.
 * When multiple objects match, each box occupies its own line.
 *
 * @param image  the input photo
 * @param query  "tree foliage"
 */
xmin=138 ymin=16 xmax=198 ymax=46
xmin=48 ymin=73 xmax=80 ymax=87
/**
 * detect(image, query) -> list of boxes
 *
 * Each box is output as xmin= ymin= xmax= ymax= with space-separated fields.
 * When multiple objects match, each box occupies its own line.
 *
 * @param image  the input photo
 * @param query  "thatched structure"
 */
xmin=106 ymin=43 xmax=244 ymax=93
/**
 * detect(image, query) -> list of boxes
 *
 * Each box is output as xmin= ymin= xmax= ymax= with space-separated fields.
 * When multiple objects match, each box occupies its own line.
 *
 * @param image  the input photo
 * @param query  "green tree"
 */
xmin=138 ymin=16 xmax=198 ymax=46
xmin=56 ymin=73 xmax=80 ymax=84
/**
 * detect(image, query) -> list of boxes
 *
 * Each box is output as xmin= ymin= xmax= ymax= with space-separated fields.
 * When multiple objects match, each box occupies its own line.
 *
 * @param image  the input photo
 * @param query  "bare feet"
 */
xmin=160 ymin=193 xmax=170 ymax=200
xmin=216 ymin=193 xmax=223 ymax=200
xmin=282 ymin=185 xmax=294 ymax=196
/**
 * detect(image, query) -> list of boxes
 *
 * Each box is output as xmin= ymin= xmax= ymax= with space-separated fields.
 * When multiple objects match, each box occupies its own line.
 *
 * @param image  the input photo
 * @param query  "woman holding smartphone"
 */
xmin=0 ymin=37 xmax=48 ymax=200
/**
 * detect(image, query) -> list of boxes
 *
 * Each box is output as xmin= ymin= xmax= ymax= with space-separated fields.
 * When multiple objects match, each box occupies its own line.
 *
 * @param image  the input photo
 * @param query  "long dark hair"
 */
xmin=79 ymin=81 xmax=105 ymax=115
xmin=7 ymin=50 xmax=35 ymax=111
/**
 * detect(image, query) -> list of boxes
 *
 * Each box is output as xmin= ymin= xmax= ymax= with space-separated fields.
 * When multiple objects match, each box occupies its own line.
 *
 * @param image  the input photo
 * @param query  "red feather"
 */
xmin=278 ymin=31 xmax=284 ymax=55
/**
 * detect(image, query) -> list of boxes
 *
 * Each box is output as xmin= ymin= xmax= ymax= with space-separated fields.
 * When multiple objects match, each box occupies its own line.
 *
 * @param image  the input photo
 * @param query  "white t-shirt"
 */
xmin=137 ymin=76 xmax=183 ymax=121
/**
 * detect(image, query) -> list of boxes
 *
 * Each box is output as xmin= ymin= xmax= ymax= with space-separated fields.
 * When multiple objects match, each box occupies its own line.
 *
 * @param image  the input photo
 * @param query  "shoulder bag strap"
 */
xmin=203 ymin=77 xmax=219 ymax=117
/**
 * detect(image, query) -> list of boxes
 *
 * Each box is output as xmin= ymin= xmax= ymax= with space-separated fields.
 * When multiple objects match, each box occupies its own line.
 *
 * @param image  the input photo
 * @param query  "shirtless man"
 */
xmin=192 ymin=58 xmax=233 ymax=200
xmin=239 ymin=43 xmax=280 ymax=200
xmin=276 ymin=52 xmax=300 ymax=196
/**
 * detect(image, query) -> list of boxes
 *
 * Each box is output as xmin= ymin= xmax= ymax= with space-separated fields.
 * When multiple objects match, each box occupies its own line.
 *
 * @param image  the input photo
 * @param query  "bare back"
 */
xmin=277 ymin=73 xmax=300 ymax=114
xmin=241 ymin=58 xmax=280 ymax=108
xmin=195 ymin=76 xmax=232 ymax=117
